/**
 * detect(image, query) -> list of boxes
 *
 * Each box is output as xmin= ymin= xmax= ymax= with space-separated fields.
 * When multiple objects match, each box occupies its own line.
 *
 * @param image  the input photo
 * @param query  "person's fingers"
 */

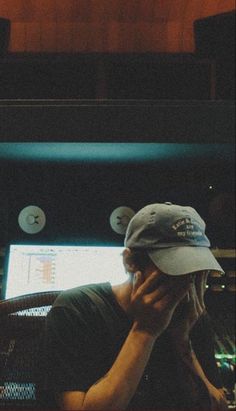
xmin=195 ymin=294 xmax=205 ymax=316
xmin=189 ymin=282 xmax=206 ymax=319
xmin=184 ymin=283 xmax=201 ymax=319
xmin=209 ymin=392 xmax=228 ymax=411
xmin=195 ymin=272 xmax=207 ymax=310
xmin=203 ymin=271 xmax=209 ymax=287
xmin=132 ymin=271 xmax=144 ymax=294
xmin=143 ymin=283 xmax=172 ymax=304
xmin=195 ymin=272 xmax=204 ymax=294
xmin=159 ymin=283 xmax=191 ymax=312
xmin=136 ymin=270 xmax=165 ymax=295
xmin=189 ymin=282 xmax=196 ymax=298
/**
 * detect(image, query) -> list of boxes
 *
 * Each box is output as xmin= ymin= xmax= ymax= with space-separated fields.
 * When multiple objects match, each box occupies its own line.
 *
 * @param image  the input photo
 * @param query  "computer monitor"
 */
xmin=3 ymin=244 xmax=127 ymax=299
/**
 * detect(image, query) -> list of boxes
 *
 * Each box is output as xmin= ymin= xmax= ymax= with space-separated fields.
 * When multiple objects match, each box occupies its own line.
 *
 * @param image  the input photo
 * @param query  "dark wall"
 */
xmin=0 ymin=54 xmax=212 ymax=100
xmin=0 ymin=158 xmax=235 ymax=248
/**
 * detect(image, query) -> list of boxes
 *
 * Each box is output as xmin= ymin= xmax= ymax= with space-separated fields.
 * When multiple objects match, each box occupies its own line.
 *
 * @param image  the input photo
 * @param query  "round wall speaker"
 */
xmin=18 ymin=205 xmax=46 ymax=234
xmin=110 ymin=206 xmax=135 ymax=235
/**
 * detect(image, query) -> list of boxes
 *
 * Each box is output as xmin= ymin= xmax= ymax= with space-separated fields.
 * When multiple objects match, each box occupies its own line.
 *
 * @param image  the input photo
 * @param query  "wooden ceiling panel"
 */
xmin=40 ymin=22 xmax=57 ymax=50
xmin=118 ymin=0 xmax=142 ymax=22
xmin=22 ymin=0 xmax=34 ymax=21
xmin=89 ymin=0 xmax=113 ymax=22
xmin=29 ymin=0 xmax=56 ymax=21
xmin=136 ymin=0 xmax=157 ymax=22
xmin=0 ymin=0 xmax=8 ymax=17
xmin=167 ymin=21 xmax=183 ymax=52
xmin=152 ymin=0 xmax=172 ymax=21
xmin=167 ymin=0 xmax=188 ymax=21
xmin=1 ymin=0 xmax=235 ymax=22
xmin=55 ymin=0 xmax=74 ymax=22
xmin=71 ymin=22 xmax=107 ymax=52
xmin=1 ymin=0 xmax=235 ymax=52
xmin=198 ymin=0 xmax=223 ymax=19
xmin=9 ymin=22 xmax=26 ymax=50
xmin=25 ymin=22 xmax=41 ymax=51
xmin=205 ymin=0 xmax=235 ymax=17
xmin=181 ymin=0 xmax=202 ymax=51
xmin=56 ymin=23 xmax=74 ymax=52
xmin=71 ymin=23 xmax=90 ymax=51
xmin=0 ymin=0 xmax=26 ymax=21
xmin=71 ymin=0 xmax=92 ymax=22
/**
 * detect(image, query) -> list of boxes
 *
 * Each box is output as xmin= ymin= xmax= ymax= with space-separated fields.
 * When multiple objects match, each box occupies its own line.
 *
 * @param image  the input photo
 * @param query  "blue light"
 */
xmin=0 ymin=143 xmax=234 ymax=163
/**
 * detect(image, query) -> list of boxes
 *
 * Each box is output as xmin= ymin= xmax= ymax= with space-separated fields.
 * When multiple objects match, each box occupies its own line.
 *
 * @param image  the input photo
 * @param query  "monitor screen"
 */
xmin=3 ymin=244 xmax=127 ymax=299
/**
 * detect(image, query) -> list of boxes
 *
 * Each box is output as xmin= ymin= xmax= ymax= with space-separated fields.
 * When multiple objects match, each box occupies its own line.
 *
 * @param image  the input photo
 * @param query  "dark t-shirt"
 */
xmin=38 ymin=282 xmax=222 ymax=410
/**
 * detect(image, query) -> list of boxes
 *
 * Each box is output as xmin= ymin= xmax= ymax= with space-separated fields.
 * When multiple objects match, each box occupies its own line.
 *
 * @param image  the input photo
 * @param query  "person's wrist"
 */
xmin=174 ymin=333 xmax=189 ymax=345
xmin=175 ymin=338 xmax=194 ymax=358
xmin=131 ymin=321 xmax=161 ymax=341
xmin=168 ymin=328 xmax=189 ymax=345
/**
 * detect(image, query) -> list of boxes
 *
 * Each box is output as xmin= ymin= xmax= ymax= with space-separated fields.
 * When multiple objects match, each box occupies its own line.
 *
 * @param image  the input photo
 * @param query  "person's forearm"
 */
xmin=174 ymin=338 xmax=228 ymax=410
xmin=176 ymin=339 xmax=221 ymax=390
xmin=81 ymin=323 xmax=156 ymax=410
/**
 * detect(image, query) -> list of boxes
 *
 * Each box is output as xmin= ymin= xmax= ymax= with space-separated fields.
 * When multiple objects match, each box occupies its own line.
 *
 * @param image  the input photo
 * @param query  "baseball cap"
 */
xmin=124 ymin=202 xmax=224 ymax=276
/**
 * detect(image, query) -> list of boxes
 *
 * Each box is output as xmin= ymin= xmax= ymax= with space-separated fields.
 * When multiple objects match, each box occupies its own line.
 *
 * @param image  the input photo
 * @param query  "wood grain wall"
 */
xmin=0 ymin=0 xmax=235 ymax=52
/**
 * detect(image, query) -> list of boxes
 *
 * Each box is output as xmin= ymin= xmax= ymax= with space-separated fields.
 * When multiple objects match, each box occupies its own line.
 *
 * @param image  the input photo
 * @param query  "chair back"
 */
xmin=0 ymin=291 xmax=60 ymax=409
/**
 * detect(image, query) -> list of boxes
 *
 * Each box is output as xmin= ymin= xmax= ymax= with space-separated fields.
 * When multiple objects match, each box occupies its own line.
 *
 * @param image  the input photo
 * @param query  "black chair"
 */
xmin=0 ymin=18 xmax=10 ymax=55
xmin=0 ymin=291 xmax=60 ymax=409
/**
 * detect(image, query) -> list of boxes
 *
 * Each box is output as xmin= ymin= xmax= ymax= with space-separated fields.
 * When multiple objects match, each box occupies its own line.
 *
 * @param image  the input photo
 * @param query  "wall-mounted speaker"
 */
xmin=109 ymin=207 xmax=135 ymax=235
xmin=194 ymin=11 xmax=235 ymax=99
xmin=0 ymin=18 xmax=11 ymax=54
xmin=194 ymin=11 xmax=235 ymax=60
xmin=18 ymin=205 xmax=46 ymax=234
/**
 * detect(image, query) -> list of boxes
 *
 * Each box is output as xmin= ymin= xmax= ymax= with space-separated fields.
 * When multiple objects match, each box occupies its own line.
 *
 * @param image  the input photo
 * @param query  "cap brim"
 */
xmin=148 ymin=246 xmax=224 ymax=276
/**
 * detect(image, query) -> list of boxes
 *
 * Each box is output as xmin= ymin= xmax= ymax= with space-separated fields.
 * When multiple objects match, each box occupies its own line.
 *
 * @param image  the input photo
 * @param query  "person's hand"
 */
xmin=207 ymin=384 xmax=228 ymax=410
xmin=167 ymin=271 xmax=208 ymax=344
xmin=195 ymin=270 xmax=208 ymax=312
xmin=130 ymin=270 xmax=191 ymax=339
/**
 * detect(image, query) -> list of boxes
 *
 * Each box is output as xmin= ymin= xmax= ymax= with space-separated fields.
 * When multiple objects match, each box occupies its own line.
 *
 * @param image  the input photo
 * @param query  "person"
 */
xmin=39 ymin=202 xmax=228 ymax=410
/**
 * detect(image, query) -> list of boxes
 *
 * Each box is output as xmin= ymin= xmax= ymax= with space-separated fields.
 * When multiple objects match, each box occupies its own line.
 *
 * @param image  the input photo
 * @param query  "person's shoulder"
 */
xmin=52 ymin=282 xmax=111 ymax=310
